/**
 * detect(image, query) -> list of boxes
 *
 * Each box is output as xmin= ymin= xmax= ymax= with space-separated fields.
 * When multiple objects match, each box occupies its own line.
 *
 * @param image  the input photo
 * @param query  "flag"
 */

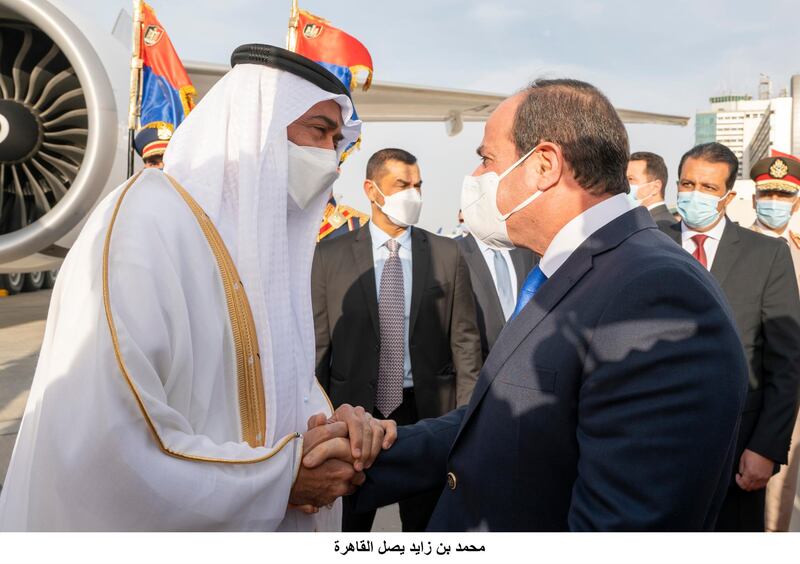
xmin=294 ymin=9 xmax=373 ymax=92
xmin=138 ymin=2 xmax=195 ymax=130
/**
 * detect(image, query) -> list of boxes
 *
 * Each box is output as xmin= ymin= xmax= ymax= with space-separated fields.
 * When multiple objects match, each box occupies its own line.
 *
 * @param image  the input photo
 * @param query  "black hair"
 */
xmin=678 ymin=143 xmax=738 ymax=191
xmin=366 ymin=148 xmax=418 ymax=180
xmin=513 ymin=78 xmax=630 ymax=195
xmin=630 ymin=151 xmax=669 ymax=197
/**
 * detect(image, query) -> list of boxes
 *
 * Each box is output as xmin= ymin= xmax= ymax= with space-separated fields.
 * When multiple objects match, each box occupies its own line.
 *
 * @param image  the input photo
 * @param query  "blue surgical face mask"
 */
xmin=627 ymin=180 xmax=658 ymax=206
xmin=627 ymin=184 xmax=641 ymax=205
xmin=677 ymin=190 xmax=726 ymax=229
xmin=756 ymin=199 xmax=795 ymax=229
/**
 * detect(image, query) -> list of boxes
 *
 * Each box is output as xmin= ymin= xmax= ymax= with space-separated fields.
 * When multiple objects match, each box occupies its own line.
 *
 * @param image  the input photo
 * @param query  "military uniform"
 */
xmin=134 ymin=122 xmax=173 ymax=166
xmin=748 ymin=156 xmax=800 ymax=532
xmin=318 ymin=196 xmax=369 ymax=242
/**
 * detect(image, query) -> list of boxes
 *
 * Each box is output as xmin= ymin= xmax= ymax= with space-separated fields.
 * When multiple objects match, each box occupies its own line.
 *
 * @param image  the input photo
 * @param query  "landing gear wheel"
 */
xmin=0 ymin=273 xmax=24 ymax=295
xmin=22 ymin=271 xmax=45 ymax=292
xmin=43 ymin=269 xmax=58 ymax=289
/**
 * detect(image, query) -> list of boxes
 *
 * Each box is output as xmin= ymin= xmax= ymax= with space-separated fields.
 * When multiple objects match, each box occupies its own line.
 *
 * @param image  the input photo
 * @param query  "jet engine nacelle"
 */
xmin=0 ymin=0 xmax=129 ymax=273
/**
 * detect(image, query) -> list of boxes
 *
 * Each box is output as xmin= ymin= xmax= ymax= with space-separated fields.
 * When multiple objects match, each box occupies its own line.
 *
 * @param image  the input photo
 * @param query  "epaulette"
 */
xmin=790 ymin=230 xmax=800 ymax=250
xmin=318 ymin=203 xmax=369 ymax=241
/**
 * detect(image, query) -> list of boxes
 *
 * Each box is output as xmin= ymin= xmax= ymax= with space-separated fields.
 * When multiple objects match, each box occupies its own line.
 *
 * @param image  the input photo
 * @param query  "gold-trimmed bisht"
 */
xmin=102 ymin=172 xmax=300 ymax=463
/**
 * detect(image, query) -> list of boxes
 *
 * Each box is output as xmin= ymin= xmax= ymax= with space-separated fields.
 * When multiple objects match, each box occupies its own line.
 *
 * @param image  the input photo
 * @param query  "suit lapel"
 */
xmin=409 ymin=228 xmax=430 ymax=335
xmin=462 ymin=235 xmax=506 ymax=325
xmin=351 ymin=226 xmax=380 ymax=338
xmin=709 ymin=219 xmax=740 ymax=287
xmin=455 ymin=249 xmax=593 ymax=438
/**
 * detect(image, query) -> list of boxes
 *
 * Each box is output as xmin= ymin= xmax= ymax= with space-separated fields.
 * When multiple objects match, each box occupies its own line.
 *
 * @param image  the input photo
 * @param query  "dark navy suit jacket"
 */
xmin=351 ymin=206 xmax=749 ymax=531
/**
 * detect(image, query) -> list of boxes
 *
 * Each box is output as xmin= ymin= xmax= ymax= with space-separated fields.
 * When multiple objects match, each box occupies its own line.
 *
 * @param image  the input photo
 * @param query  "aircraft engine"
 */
xmin=0 ymin=0 xmax=118 ymax=269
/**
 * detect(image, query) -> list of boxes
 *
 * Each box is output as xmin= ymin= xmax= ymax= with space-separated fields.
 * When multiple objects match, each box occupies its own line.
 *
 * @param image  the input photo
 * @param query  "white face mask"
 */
xmin=287 ymin=141 xmax=340 ymax=209
xmin=460 ymin=147 xmax=541 ymax=249
xmin=372 ymin=181 xmax=423 ymax=228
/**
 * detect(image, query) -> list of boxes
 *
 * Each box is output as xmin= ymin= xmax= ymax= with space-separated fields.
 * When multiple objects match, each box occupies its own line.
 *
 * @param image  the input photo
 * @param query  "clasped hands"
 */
xmin=288 ymin=404 xmax=397 ymax=513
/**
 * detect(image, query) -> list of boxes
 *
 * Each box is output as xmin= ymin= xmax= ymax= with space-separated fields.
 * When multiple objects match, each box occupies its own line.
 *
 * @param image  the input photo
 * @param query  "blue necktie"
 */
xmin=510 ymin=265 xmax=548 ymax=320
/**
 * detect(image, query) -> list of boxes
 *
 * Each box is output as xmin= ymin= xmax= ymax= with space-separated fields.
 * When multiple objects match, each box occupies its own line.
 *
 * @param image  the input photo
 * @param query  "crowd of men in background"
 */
xmin=309 ymin=141 xmax=800 ymax=533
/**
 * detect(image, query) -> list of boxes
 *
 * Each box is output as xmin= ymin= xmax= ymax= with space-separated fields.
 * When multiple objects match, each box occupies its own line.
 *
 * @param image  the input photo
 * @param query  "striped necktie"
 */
xmin=375 ymin=239 xmax=404 ymax=417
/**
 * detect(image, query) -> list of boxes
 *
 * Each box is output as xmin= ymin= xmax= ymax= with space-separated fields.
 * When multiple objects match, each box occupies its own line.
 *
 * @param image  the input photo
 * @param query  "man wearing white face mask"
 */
xmin=661 ymin=143 xmax=800 ymax=532
xmin=312 ymin=148 xmax=481 ymax=532
xmin=0 ymin=45 xmax=398 ymax=531
xmin=349 ymin=80 xmax=749 ymax=531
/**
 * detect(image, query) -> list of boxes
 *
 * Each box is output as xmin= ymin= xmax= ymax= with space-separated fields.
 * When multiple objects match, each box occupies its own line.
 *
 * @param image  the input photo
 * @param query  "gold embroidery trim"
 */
xmin=103 ymin=172 xmax=296 ymax=464
xmin=162 ymin=175 xmax=266 ymax=448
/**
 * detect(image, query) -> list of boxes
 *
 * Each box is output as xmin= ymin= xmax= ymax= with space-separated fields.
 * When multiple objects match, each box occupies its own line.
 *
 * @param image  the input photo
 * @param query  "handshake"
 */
xmin=288 ymin=404 xmax=398 ymax=513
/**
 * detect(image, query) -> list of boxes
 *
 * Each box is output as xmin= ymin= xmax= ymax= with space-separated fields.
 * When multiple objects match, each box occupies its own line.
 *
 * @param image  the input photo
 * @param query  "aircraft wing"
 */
xmin=186 ymin=61 xmax=689 ymax=135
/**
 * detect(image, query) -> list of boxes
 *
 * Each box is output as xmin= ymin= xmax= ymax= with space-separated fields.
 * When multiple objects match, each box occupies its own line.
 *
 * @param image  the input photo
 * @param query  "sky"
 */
xmin=69 ymin=0 xmax=800 ymax=232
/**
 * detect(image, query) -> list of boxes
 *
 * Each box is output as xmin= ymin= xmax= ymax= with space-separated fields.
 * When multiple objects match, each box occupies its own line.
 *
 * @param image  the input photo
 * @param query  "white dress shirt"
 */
xmin=680 ymin=217 xmax=726 ymax=271
xmin=370 ymin=221 xmax=414 ymax=388
xmin=539 ymin=194 xmax=635 ymax=277
xmin=474 ymin=236 xmax=519 ymax=319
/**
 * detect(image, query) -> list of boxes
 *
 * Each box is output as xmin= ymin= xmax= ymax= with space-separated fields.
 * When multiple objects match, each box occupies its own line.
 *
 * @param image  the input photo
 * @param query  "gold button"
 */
xmin=447 ymin=472 xmax=457 ymax=490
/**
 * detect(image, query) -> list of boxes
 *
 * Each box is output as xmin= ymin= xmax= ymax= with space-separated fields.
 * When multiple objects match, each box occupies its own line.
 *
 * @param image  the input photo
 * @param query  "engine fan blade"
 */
xmin=12 ymin=29 xmax=33 ymax=102
xmin=42 ymin=107 xmax=86 ymax=129
xmin=20 ymin=162 xmax=52 ymax=213
xmin=0 ymin=32 xmax=10 ymax=99
xmin=37 ymin=150 xmax=78 ymax=178
xmin=31 ymin=68 xmax=75 ymax=110
xmin=9 ymin=165 xmax=28 ymax=228
xmin=43 ymin=127 xmax=88 ymax=143
xmin=38 ymin=87 xmax=83 ymax=119
xmin=41 ymin=141 xmax=84 ymax=160
xmin=24 ymin=42 xmax=60 ymax=106
xmin=29 ymin=157 xmax=68 ymax=199
xmin=0 ymin=164 xmax=5 ymax=217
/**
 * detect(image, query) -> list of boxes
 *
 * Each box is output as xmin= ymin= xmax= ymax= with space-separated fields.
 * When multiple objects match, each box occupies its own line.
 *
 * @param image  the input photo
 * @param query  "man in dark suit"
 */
xmin=457 ymin=233 xmax=536 ymax=359
xmin=627 ymin=151 xmax=677 ymax=229
xmin=345 ymin=79 xmax=748 ymax=531
xmin=662 ymin=142 xmax=800 ymax=532
xmin=312 ymin=148 xmax=481 ymax=532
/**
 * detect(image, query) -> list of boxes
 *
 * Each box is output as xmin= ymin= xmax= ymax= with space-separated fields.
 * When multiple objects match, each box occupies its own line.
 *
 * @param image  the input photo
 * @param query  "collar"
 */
xmin=369 ymin=220 xmax=411 ymax=251
xmin=681 ymin=216 xmax=726 ymax=242
xmin=751 ymin=219 xmax=789 ymax=240
xmin=539 ymin=193 xmax=634 ymax=277
xmin=474 ymin=235 xmax=503 ymax=256
xmin=646 ymin=201 xmax=667 ymax=211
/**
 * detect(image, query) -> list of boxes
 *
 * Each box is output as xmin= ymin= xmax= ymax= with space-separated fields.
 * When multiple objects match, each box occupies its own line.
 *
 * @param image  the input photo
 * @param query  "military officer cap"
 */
xmin=134 ymin=122 xmax=174 ymax=160
xmin=750 ymin=155 xmax=800 ymax=194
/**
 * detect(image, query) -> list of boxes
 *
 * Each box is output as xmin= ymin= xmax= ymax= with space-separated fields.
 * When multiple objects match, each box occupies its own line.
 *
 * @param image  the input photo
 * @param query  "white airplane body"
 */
xmin=0 ymin=0 xmax=688 ymax=286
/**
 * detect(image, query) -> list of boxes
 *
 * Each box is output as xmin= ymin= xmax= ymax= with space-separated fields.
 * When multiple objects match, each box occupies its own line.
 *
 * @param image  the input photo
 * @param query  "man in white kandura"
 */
xmin=0 ymin=44 xmax=395 ymax=531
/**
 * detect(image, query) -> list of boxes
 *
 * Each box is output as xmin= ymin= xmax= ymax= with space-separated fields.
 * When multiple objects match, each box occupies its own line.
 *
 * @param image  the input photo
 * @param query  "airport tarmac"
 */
xmin=0 ymin=289 xmax=401 ymax=531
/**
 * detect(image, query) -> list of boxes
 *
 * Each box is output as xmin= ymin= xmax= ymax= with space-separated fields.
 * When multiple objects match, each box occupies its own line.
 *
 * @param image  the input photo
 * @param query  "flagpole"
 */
xmin=286 ymin=0 xmax=299 ymax=52
xmin=127 ymin=0 xmax=144 ymax=177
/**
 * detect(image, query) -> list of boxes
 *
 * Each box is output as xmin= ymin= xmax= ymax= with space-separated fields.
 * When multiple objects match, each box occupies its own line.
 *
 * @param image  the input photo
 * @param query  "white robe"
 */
xmin=0 ymin=64 xmax=361 ymax=531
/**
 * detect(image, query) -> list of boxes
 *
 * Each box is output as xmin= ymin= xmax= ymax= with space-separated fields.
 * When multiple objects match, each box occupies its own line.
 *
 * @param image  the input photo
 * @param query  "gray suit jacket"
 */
xmin=663 ymin=219 xmax=800 ymax=467
xmin=312 ymin=225 xmax=482 ymax=418
xmin=353 ymin=207 xmax=748 ymax=530
xmin=457 ymin=234 xmax=537 ymax=359
xmin=648 ymin=203 xmax=677 ymax=230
